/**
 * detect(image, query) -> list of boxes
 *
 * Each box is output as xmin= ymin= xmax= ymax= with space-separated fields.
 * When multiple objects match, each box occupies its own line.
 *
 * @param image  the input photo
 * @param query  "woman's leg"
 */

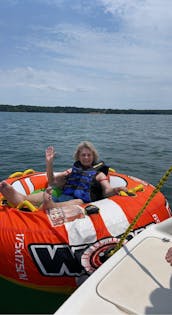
xmin=42 ymin=187 xmax=84 ymax=222
xmin=0 ymin=181 xmax=83 ymax=209
xmin=0 ymin=181 xmax=44 ymax=207
xmin=41 ymin=186 xmax=83 ymax=210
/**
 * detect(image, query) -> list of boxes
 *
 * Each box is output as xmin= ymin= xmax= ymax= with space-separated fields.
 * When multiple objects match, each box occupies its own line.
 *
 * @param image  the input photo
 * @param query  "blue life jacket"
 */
xmin=63 ymin=161 xmax=108 ymax=203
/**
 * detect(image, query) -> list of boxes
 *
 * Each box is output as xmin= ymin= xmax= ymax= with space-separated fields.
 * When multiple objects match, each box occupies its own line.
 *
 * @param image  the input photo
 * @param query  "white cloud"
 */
xmin=100 ymin=0 xmax=172 ymax=35
xmin=0 ymin=66 xmax=94 ymax=93
xmin=24 ymin=22 xmax=172 ymax=83
xmin=1 ymin=0 xmax=172 ymax=108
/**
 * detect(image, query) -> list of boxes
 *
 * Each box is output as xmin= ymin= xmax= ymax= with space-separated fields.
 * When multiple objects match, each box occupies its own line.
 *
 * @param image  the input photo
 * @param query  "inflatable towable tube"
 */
xmin=0 ymin=169 xmax=171 ymax=294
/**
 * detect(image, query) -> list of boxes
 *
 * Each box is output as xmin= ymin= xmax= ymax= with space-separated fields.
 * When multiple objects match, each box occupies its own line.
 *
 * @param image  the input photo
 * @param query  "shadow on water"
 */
xmin=0 ymin=277 xmax=69 ymax=314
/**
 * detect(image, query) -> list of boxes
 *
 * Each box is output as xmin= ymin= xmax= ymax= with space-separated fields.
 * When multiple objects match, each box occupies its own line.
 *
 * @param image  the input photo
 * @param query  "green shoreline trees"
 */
xmin=0 ymin=104 xmax=171 ymax=114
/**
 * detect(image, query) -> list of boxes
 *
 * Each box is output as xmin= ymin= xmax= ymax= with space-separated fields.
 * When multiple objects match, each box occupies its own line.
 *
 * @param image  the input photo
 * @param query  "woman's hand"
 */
xmin=46 ymin=146 xmax=56 ymax=163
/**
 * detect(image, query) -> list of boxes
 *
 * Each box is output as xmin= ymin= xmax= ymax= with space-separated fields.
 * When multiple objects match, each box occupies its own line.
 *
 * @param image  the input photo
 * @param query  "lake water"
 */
xmin=0 ymin=111 xmax=172 ymax=313
xmin=0 ymin=111 xmax=172 ymax=207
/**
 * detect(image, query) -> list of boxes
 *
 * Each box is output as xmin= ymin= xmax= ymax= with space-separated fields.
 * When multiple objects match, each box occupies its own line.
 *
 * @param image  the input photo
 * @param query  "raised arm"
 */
xmin=46 ymin=146 xmax=56 ymax=186
xmin=46 ymin=146 xmax=72 ymax=188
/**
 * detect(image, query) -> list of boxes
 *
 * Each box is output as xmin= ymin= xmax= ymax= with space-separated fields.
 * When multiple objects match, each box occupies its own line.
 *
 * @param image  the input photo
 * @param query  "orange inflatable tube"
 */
xmin=0 ymin=170 xmax=171 ymax=293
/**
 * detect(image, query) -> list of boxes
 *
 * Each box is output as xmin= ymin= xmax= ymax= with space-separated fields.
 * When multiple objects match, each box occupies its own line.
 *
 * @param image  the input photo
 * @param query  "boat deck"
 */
xmin=56 ymin=218 xmax=172 ymax=315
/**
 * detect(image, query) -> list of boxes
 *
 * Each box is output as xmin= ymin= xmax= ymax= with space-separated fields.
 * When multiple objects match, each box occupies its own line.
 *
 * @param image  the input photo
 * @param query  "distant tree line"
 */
xmin=0 ymin=104 xmax=172 ymax=114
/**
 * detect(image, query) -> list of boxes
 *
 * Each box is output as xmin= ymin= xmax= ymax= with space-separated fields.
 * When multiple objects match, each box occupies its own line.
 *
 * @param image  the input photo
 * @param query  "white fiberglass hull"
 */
xmin=55 ymin=217 xmax=172 ymax=315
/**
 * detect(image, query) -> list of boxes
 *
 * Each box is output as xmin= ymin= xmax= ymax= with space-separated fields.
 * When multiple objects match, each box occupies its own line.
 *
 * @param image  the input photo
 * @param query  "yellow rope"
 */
xmin=107 ymin=166 xmax=172 ymax=257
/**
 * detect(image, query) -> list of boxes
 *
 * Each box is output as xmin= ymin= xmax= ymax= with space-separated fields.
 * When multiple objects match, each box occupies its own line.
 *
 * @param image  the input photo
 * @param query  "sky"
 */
xmin=0 ymin=0 xmax=172 ymax=110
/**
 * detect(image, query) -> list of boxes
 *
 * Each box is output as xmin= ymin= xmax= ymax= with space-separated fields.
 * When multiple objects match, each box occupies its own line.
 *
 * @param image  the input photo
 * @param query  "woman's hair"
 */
xmin=74 ymin=141 xmax=99 ymax=162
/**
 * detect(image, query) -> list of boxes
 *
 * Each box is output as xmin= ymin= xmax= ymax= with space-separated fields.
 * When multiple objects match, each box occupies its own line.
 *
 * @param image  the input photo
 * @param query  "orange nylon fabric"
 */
xmin=0 ymin=171 xmax=171 ymax=293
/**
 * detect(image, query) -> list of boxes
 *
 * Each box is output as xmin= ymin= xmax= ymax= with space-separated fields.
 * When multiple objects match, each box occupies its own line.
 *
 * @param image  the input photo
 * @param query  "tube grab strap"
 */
xmin=119 ymin=184 xmax=144 ymax=196
xmin=9 ymin=169 xmax=35 ymax=178
xmin=108 ymin=166 xmax=172 ymax=257
xmin=17 ymin=200 xmax=38 ymax=212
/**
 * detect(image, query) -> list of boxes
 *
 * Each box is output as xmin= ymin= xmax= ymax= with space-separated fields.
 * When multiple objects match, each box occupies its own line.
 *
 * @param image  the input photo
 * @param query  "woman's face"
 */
xmin=78 ymin=148 xmax=94 ymax=168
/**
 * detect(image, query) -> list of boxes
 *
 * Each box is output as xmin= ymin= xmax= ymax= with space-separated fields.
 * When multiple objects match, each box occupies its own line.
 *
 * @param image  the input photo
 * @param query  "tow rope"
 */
xmin=106 ymin=166 xmax=172 ymax=258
